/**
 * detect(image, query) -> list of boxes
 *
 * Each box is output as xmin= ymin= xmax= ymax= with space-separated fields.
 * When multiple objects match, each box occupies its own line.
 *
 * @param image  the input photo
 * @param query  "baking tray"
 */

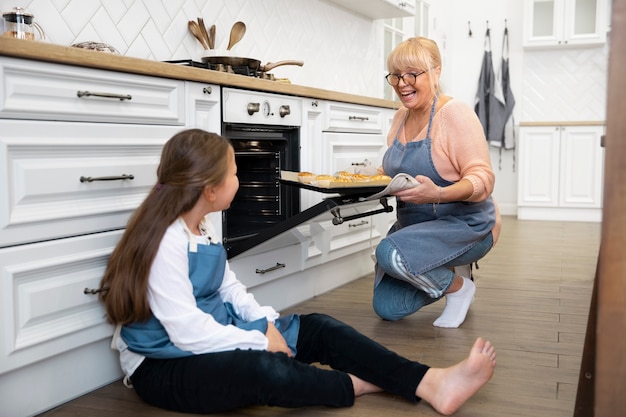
xmin=278 ymin=178 xmax=387 ymax=195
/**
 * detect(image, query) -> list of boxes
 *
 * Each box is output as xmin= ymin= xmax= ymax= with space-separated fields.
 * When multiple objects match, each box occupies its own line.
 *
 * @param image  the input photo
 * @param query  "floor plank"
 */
xmin=37 ymin=216 xmax=601 ymax=417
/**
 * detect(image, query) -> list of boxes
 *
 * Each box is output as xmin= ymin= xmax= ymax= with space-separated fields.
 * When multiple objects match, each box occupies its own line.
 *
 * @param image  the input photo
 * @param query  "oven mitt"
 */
xmin=364 ymin=173 xmax=420 ymax=200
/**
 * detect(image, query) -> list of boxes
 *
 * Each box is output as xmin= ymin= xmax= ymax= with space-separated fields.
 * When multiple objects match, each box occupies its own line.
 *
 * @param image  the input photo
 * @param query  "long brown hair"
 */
xmin=99 ymin=129 xmax=232 ymax=324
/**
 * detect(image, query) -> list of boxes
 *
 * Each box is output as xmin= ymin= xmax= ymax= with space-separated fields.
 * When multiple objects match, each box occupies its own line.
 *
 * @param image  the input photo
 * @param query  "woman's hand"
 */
xmin=393 ymin=175 xmax=440 ymax=204
xmin=265 ymin=322 xmax=293 ymax=357
xmin=393 ymin=176 xmax=475 ymax=205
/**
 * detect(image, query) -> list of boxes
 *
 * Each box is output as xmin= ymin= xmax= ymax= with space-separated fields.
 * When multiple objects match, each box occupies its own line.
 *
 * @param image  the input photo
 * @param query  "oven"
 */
xmin=221 ymin=88 xmax=302 ymax=253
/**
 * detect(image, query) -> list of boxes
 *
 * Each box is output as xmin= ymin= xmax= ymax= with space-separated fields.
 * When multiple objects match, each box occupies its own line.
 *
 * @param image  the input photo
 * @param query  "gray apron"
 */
xmin=376 ymin=96 xmax=496 ymax=284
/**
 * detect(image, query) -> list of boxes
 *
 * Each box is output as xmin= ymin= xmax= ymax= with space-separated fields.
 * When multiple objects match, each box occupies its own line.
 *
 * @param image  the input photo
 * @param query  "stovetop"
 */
xmin=165 ymin=59 xmax=260 ymax=78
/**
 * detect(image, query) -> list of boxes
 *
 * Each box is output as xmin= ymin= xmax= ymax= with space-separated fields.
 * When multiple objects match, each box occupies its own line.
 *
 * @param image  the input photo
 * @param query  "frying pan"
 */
xmin=201 ymin=56 xmax=303 ymax=72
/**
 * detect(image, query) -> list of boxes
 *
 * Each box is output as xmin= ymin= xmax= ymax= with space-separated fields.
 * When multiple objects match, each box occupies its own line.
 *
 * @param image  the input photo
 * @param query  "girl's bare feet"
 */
xmin=416 ymin=337 xmax=496 ymax=415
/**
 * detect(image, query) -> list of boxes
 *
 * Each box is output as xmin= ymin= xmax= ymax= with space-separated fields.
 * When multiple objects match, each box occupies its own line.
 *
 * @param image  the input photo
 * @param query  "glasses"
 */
xmin=385 ymin=70 xmax=428 ymax=86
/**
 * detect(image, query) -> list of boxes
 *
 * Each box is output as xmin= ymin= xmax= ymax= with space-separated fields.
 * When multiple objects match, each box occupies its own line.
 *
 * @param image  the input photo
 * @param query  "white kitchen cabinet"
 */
xmin=0 ymin=57 xmax=191 ymax=417
xmin=185 ymin=81 xmax=223 ymax=238
xmin=523 ymin=0 xmax=608 ymax=48
xmin=518 ymin=125 xmax=605 ymax=221
xmin=319 ymin=101 xmax=395 ymax=259
xmin=326 ymin=0 xmax=415 ymax=19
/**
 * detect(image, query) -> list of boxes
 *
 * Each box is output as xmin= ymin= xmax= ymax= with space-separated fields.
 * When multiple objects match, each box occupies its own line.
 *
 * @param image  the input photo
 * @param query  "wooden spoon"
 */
xmin=208 ymin=24 xmax=216 ymax=49
xmin=188 ymin=21 xmax=208 ymax=49
xmin=198 ymin=18 xmax=210 ymax=50
xmin=227 ymin=21 xmax=246 ymax=50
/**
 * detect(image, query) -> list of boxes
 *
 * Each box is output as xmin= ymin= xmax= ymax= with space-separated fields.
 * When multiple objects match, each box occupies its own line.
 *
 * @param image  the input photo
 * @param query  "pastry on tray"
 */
xmin=297 ymin=171 xmax=316 ymax=184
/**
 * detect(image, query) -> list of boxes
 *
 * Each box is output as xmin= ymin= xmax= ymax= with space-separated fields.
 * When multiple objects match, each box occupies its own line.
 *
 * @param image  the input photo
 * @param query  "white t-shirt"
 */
xmin=113 ymin=216 xmax=279 ymax=381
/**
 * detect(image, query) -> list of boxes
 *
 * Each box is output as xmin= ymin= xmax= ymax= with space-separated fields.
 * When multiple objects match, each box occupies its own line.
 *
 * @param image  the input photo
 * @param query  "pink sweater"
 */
xmin=387 ymin=98 xmax=501 ymax=242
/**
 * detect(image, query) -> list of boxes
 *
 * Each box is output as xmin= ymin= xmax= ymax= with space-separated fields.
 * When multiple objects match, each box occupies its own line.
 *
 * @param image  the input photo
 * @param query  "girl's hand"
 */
xmin=393 ymin=175 xmax=440 ymax=205
xmin=265 ymin=322 xmax=293 ymax=357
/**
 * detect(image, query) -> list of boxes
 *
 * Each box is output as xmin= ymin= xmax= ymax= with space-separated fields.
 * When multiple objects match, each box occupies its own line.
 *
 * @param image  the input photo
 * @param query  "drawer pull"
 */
xmin=84 ymin=287 xmax=108 ymax=295
xmin=256 ymin=262 xmax=286 ymax=274
xmin=80 ymin=174 xmax=135 ymax=183
xmin=348 ymin=220 xmax=369 ymax=228
xmin=203 ymin=86 xmax=212 ymax=94
xmin=77 ymin=90 xmax=132 ymax=101
xmin=348 ymin=116 xmax=369 ymax=121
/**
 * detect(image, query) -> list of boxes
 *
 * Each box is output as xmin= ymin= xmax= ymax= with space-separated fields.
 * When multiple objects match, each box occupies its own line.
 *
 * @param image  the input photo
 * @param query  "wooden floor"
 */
xmin=38 ymin=216 xmax=601 ymax=417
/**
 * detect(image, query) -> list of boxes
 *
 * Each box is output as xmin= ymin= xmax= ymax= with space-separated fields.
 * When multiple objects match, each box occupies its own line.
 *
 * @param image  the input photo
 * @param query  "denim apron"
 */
xmin=122 ymin=219 xmax=299 ymax=358
xmin=376 ymin=96 xmax=496 ymax=285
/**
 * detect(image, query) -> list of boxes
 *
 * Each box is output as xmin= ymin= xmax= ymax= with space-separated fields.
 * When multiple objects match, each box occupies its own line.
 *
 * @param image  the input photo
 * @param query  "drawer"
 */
xmin=0 ymin=57 xmax=185 ymax=125
xmin=229 ymin=243 xmax=304 ymax=289
xmin=0 ymin=120 xmax=182 ymax=248
xmin=326 ymin=201 xmax=383 ymax=259
xmin=323 ymin=101 xmax=385 ymax=134
xmin=0 ymin=229 xmax=123 ymax=374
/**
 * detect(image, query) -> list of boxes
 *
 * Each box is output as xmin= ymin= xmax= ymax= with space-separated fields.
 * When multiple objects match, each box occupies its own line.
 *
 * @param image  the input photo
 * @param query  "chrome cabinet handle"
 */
xmin=77 ymin=90 xmax=132 ymax=101
xmin=349 ymin=116 xmax=369 ymax=121
xmin=84 ymin=287 xmax=108 ymax=295
xmin=256 ymin=262 xmax=286 ymax=274
xmin=80 ymin=174 xmax=135 ymax=183
xmin=348 ymin=220 xmax=369 ymax=228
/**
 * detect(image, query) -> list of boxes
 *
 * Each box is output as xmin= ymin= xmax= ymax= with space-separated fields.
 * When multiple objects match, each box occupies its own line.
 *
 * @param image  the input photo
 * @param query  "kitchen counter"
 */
xmin=0 ymin=37 xmax=400 ymax=110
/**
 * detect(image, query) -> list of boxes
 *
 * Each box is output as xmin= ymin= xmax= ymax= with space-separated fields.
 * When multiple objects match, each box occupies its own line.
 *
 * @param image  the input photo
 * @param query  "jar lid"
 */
xmin=3 ymin=7 xmax=34 ymax=24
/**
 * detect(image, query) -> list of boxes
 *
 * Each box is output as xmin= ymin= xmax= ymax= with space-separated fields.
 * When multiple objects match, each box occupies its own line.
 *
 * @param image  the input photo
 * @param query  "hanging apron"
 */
xmin=475 ymin=26 xmax=508 ymax=144
xmin=376 ymin=96 xmax=496 ymax=284
xmin=122 ymin=219 xmax=299 ymax=358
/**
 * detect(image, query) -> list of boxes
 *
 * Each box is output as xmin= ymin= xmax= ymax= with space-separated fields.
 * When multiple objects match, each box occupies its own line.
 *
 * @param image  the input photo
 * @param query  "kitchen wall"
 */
xmin=426 ymin=0 xmax=608 ymax=214
xmin=0 ymin=0 xmax=384 ymax=97
xmin=0 ymin=0 xmax=610 ymax=215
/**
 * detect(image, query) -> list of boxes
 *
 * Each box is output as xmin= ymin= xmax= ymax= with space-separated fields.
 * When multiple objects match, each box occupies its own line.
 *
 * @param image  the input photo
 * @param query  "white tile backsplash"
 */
xmin=0 ymin=0 xmax=384 ymax=97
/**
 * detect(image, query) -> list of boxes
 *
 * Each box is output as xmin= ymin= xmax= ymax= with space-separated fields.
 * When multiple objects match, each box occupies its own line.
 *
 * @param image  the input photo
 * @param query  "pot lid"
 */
xmin=3 ymin=7 xmax=33 ymax=23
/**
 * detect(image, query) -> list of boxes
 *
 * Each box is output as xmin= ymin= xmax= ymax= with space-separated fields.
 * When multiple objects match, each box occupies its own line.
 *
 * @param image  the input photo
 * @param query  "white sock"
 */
xmin=433 ymin=277 xmax=476 ymax=328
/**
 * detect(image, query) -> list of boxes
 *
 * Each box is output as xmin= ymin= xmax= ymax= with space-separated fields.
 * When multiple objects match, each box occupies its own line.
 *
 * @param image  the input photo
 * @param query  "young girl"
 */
xmin=99 ymin=129 xmax=497 ymax=415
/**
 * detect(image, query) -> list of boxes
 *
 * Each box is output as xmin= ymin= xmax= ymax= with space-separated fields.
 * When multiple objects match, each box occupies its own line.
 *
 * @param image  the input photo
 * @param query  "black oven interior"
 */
xmin=222 ymin=123 xmax=300 ymax=251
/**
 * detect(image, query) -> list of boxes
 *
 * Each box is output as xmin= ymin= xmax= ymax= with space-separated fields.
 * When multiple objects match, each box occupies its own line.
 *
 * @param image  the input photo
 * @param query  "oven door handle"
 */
xmin=330 ymin=198 xmax=393 ymax=225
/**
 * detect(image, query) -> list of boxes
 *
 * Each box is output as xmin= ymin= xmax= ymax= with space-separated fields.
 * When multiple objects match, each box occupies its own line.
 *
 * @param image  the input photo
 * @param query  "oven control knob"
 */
xmin=247 ymin=102 xmax=260 ymax=115
xmin=262 ymin=101 xmax=271 ymax=117
xmin=279 ymin=105 xmax=291 ymax=118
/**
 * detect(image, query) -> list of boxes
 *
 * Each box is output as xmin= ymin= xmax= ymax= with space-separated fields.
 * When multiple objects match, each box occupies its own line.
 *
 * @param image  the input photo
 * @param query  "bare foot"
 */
xmin=415 ymin=337 xmax=496 ymax=415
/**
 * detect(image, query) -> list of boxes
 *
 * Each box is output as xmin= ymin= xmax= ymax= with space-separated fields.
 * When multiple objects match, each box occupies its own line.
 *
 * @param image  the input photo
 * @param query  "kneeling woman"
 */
xmin=99 ymin=129 xmax=496 ymax=415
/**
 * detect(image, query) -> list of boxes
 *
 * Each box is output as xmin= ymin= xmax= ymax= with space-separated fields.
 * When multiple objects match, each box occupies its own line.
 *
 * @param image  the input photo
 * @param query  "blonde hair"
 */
xmin=100 ymin=129 xmax=232 ymax=324
xmin=387 ymin=36 xmax=442 ymax=94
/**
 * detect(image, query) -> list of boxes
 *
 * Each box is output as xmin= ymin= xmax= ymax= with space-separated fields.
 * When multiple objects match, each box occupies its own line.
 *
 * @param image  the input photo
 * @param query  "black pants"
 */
xmin=130 ymin=313 xmax=429 ymax=413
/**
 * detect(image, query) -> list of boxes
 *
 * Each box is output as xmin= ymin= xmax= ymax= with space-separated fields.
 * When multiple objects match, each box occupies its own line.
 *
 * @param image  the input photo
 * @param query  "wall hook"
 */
xmin=468 ymin=21 xmax=473 ymax=37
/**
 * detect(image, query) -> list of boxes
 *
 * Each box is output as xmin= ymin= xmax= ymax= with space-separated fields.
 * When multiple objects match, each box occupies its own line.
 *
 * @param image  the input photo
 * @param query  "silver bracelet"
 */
xmin=433 ymin=186 xmax=442 ymax=215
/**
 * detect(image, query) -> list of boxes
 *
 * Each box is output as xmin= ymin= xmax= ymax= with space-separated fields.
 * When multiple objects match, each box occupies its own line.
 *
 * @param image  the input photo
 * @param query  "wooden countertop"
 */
xmin=519 ymin=121 xmax=605 ymax=126
xmin=0 ymin=37 xmax=400 ymax=110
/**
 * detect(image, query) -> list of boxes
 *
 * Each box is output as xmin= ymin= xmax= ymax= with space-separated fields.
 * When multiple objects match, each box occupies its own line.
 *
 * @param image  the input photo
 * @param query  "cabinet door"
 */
xmin=525 ymin=0 xmax=564 ymax=46
xmin=518 ymin=126 xmax=561 ymax=207
xmin=185 ymin=82 xmax=223 ymax=239
xmin=0 ymin=230 xmax=122 ymax=374
xmin=185 ymin=82 xmax=221 ymax=132
xmin=0 ymin=120 xmax=180 ymax=248
xmin=523 ymin=0 xmax=606 ymax=47
xmin=301 ymin=99 xmax=324 ymax=210
xmin=559 ymin=126 xmax=604 ymax=207
xmin=321 ymin=132 xmax=387 ymax=176
xmin=0 ymin=57 xmax=185 ymax=125
xmin=565 ymin=0 xmax=606 ymax=45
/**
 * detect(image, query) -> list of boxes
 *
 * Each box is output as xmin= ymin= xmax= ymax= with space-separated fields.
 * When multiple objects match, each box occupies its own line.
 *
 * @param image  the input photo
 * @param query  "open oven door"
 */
xmin=224 ymin=193 xmax=393 ymax=260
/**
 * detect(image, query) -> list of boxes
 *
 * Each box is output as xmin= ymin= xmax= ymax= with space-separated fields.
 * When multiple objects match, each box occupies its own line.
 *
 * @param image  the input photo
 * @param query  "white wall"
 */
xmin=0 ymin=0 xmax=385 ymax=97
xmin=0 ymin=0 xmax=610 ymax=215
xmin=425 ymin=0 xmax=608 ymax=215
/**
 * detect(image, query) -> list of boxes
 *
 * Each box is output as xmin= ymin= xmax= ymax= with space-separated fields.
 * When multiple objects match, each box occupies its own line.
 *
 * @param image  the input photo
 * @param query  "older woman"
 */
xmin=374 ymin=37 xmax=501 ymax=328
